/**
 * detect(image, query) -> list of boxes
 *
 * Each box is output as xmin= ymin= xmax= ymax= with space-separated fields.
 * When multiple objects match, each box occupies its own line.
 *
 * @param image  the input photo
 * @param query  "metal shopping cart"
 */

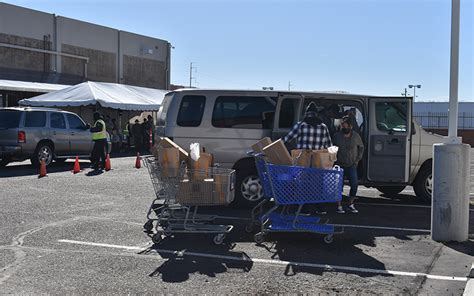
xmin=142 ymin=155 xmax=236 ymax=245
xmin=252 ymin=154 xmax=344 ymax=244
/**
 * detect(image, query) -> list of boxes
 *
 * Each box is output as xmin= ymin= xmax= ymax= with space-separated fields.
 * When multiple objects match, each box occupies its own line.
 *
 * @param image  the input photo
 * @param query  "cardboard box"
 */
xmin=154 ymin=137 xmax=189 ymax=162
xmin=177 ymin=179 xmax=214 ymax=205
xmin=251 ymin=137 xmax=272 ymax=153
xmin=262 ymin=139 xmax=292 ymax=165
xmin=158 ymin=147 xmax=180 ymax=177
xmin=291 ymin=149 xmax=313 ymax=167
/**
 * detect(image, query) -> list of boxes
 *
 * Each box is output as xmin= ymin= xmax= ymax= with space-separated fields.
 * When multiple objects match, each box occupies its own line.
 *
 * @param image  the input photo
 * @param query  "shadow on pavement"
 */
xmin=0 ymin=161 xmax=77 ymax=178
xmin=443 ymin=240 xmax=474 ymax=256
xmin=140 ymin=236 xmax=253 ymax=283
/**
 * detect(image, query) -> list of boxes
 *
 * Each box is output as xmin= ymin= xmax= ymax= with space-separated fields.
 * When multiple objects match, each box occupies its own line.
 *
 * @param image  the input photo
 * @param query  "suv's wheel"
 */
xmin=375 ymin=186 xmax=406 ymax=196
xmin=414 ymin=164 xmax=432 ymax=203
xmin=0 ymin=158 xmax=10 ymax=168
xmin=31 ymin=143 xmax=54 ymax=167
xmin=234 ymin=165 xmax=264 ymax=207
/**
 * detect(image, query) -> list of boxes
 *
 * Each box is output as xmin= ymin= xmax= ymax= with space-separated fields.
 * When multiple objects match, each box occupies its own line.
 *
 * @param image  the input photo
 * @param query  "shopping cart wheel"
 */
xmin=143 ymin=220 xmax=153 ymax=232
xmin=254 ymin=232 xmax=265 ymax=244
xmin=163 ymin=226 xmax=172 ymax=237
xmin=323 ymin=234 xmax=333 ymax=244
xmin=213 ymin=234 xmax=225 ymax=245
xmin=244 ymin=223 xmax=253 ymax=233
xmin=152 ymin=233 xmax=162 ymax=244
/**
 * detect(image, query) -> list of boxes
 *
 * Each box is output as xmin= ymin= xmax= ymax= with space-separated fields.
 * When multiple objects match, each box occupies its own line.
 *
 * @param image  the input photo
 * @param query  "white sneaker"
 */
xmin=336 ymin=206 xmax=345 ymax=214
xmin=347 ymin=204 xmax=358 ymax=213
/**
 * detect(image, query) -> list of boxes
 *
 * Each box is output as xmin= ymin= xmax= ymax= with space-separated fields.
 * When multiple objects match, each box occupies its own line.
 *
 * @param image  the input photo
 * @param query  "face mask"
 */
xmin=342 ymin=128 xmax=351 ymax=134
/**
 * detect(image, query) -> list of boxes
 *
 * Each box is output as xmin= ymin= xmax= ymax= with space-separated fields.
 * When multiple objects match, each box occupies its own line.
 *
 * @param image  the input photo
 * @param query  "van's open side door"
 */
xmin=272 ymin=94 xmax=303 ymax=141
xmin=368 ymin=97 xmax=412 ymax=183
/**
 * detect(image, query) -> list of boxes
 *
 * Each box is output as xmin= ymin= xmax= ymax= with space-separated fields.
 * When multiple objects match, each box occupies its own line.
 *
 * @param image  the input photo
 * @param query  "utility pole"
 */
xmin=189 ymin=62 xmax=196 ymax=87
xmin=288 ymin=81 xmax=292 ymax=91
xmin=402 ymin=88 xmax=408 ymax=97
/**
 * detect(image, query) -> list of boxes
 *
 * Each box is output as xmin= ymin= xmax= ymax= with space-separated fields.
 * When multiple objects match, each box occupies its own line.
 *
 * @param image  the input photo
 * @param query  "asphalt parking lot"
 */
xmin=1 ymin=153 xmax=473 ymax=295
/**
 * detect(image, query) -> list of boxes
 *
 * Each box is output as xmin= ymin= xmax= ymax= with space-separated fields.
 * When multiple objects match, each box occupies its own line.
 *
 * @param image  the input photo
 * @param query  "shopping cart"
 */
xmin=142 ymin=155 xmax=236 ymax=245
xmin=245 ymin=152 xmax=327 ymax=233
xmin=252 ymin=154 xmax=344 ymax=244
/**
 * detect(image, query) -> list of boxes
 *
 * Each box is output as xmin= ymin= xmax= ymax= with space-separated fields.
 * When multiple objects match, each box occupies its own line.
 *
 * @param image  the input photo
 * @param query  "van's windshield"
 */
xmin=157 ymin=93 xmax=173 ymax=126
xmin=0 ymin=110 xmax=21 ymax=129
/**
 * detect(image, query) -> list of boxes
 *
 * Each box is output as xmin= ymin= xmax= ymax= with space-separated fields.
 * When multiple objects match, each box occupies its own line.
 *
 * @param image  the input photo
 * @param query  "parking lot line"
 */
xmin=58 ymin=239 xmax=467 ymax=282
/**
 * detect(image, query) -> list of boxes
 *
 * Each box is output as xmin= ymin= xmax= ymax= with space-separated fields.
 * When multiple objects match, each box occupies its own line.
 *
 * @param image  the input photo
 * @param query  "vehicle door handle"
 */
xmin=70 ymin=132 xmax=75 ymax=136
xmin=52 ymin=131 xmax=57 ymax=135
xmin=389 ymin=138 xmax=399 ymax=144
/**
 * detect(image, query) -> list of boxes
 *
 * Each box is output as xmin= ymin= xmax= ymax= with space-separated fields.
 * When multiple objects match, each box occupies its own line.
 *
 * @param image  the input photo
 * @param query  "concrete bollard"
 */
xmin=431 ymin=143 xmax=470 ymax=242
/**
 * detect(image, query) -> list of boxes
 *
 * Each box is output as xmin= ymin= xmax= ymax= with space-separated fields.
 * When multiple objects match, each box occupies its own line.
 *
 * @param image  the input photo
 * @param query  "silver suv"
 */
xmin=0 ymin=107 xmax=110 ymax=167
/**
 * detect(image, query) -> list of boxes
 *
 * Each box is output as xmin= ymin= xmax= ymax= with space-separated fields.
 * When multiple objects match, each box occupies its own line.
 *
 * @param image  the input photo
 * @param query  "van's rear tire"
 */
xmin=31 ymin=142 xmax=54 ymax=167
xmin=414 ymin=165 xmax=432 ymax=203
xmin=376 ymin=186 xmax=406 ymax=196
xmin=233 ymin=164 xmax=264 ymax=208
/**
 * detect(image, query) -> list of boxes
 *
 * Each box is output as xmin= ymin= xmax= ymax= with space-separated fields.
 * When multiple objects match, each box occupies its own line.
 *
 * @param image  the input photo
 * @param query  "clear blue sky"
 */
xmin=4 ymin=0 xmax=473 ymax=101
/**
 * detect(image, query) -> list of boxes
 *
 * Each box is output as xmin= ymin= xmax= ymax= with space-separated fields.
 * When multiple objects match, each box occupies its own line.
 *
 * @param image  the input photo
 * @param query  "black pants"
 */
xmin=91 ymin=139 xmax=107 ymax=169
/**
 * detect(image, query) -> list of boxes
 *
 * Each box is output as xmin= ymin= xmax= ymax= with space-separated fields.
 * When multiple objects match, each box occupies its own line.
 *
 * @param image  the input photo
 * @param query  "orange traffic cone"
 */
xmin=73 ymin=156 xmax=81 ymax=174
xmin=38 ymin=159 xmax=47 ymax=178
xmin=105 ymin=154 xmax=111 ymax=171
xmin=135 ymin=153 xmax=141 ymax=169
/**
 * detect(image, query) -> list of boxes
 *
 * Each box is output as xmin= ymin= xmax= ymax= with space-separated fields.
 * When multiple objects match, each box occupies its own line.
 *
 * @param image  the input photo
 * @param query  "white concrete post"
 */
xmin=431 ymin=0 xmax=470 ymax=242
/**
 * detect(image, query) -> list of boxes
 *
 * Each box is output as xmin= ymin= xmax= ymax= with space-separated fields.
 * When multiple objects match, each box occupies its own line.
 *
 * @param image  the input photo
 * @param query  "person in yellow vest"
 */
xmin=90 ymin=112 xmax=107 ymax=171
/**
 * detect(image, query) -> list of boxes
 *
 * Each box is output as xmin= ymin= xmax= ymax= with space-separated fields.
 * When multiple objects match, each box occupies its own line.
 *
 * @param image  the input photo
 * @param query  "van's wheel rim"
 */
xmin=425 ymin=174 xmax=433 ymax=195
xmin=38 ymin=146 xmax=53 ymax=165
xmin=241 ymin=176 xmax=263 ymax=202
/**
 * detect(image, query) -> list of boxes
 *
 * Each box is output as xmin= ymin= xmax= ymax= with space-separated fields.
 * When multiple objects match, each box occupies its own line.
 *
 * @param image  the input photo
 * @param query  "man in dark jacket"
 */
xmin=90 ymin=112 xmax=107 ymax=171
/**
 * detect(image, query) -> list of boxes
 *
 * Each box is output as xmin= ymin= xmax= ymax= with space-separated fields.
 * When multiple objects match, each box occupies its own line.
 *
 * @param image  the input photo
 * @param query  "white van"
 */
xmin=157 ymin=89 xmax=442 ymax=206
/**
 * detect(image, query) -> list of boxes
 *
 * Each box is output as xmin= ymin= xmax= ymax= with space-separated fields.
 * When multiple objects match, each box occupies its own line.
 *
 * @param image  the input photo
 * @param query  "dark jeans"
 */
xmin=91 ymin=139 xmax=107 ymax=170
xmin=342 ymin=165 xmax=358 ymax=197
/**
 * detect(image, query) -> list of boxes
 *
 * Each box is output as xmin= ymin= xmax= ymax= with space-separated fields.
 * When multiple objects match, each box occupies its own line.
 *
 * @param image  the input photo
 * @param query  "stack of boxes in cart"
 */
xmin=152 ymin=138 xmax=233 ymax=205
xmin=252 ymin=137 xmax=337 ymax=169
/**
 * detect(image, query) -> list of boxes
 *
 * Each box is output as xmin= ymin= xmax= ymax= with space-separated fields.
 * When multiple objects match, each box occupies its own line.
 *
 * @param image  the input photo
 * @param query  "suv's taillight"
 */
xmin=18 ymin=131 xmax=26 ymax=143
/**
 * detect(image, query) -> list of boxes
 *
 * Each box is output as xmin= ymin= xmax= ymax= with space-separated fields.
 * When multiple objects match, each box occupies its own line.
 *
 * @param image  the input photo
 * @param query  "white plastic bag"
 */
xmin=327 ymin=145 xmax=338 ymax=162
xmin=190 ymin=143 xmax=201 ymax=161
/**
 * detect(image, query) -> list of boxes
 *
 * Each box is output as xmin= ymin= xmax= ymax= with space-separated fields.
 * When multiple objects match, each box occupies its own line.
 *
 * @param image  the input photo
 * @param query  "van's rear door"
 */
xmin=368 ymin=97 xmax=412 ymax=183
xmin=272 ymin=94 xmax=303 ymax=141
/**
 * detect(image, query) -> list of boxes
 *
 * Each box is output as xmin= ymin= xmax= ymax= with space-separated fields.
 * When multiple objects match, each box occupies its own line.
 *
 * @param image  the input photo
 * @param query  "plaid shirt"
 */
xmin=283 ymin=121 xmax=333 ymax=150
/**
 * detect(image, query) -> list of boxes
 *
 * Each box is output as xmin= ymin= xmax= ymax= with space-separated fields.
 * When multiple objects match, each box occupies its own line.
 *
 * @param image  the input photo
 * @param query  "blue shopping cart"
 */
xmin=252 ymin=154 xmax=344 ymax=244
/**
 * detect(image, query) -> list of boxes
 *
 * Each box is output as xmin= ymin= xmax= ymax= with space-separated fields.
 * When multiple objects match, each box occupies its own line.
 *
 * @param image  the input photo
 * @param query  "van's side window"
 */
xmin=375 ymin=102 xmax=407 ymax=132
xmin=279 ymin=99 xmax=299 ymax=129
xmin=177 ymin=95 xmax=206 ymax=127
xmin=24 ymin=111 xmax=46 ymax=128
xmin=212 ymin=96 xmax=276 ymax=129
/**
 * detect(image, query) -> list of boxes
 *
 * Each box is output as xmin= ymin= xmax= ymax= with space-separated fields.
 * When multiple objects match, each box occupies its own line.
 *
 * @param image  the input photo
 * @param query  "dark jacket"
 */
xmin=332 ymin=131 xmax=364 ymax=167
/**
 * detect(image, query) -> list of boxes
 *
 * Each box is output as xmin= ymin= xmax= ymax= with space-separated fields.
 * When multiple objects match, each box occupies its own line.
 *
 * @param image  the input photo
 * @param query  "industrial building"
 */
xmin=0 ymin=2 xmax=171 ymax=106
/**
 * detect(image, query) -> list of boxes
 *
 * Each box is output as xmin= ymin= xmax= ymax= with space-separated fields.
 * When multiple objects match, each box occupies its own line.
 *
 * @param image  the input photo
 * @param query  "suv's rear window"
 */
xmin=25 ymin=111 xmax=46 ymax=128
xmin=0 ymin=110 xmax=21 ymax=128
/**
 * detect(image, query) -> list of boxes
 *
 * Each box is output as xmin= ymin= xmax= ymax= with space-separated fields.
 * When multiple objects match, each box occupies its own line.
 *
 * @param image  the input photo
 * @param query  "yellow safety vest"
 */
xmin=92 ymin=119 xmax=107 ymax=140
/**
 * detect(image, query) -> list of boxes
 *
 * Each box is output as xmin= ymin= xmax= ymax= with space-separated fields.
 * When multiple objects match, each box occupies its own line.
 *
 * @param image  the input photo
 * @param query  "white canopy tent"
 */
xmin=0 ymin=79 xmax=71 ymax=93
xmin=19 ymin=81 xmax=168 ymax=111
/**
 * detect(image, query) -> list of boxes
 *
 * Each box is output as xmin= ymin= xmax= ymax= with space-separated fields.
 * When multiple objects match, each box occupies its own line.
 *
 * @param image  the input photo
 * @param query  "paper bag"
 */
xmin=312 ymin=149 xmax=335 ymax=169
xmin=291 ymin=149 xmax=313 ymax=167
xmin=189 ymin=152 xmax=213 ymax=180
xmin=158 ymin=147 xmax=180 ymax=177
xmin=262 ymin=139 xmax=292 ymax=165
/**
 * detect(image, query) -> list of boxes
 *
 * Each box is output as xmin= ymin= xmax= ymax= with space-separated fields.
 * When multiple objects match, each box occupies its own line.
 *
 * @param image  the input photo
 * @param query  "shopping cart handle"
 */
xmin=246 ymin=150 xmax=255 ymax=156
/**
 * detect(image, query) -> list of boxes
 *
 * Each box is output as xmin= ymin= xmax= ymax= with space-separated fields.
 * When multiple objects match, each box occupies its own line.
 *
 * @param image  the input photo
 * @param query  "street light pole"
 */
xmin=408 ymin=84 xmax=421 ymax=100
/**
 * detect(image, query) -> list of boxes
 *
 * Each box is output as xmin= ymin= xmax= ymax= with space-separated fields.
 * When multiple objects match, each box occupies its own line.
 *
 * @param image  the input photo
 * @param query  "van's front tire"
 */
xmin=234 ymin=165 xmax=264 ymax=208
xmin=414 ymin=164 xmax=432 ymax=203
xmin=376 ymin=186 xmax=406 ymax=196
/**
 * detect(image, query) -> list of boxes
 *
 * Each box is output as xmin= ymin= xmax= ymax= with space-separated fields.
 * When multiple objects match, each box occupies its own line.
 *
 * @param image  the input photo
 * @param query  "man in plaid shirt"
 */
xmin=283 ymin=102 xmax=333 ymax=149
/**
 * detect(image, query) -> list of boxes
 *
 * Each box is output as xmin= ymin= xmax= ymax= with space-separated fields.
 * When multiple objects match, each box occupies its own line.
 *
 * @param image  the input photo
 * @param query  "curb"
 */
xmin=463 ymin=263 xmax=474 ymax=296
